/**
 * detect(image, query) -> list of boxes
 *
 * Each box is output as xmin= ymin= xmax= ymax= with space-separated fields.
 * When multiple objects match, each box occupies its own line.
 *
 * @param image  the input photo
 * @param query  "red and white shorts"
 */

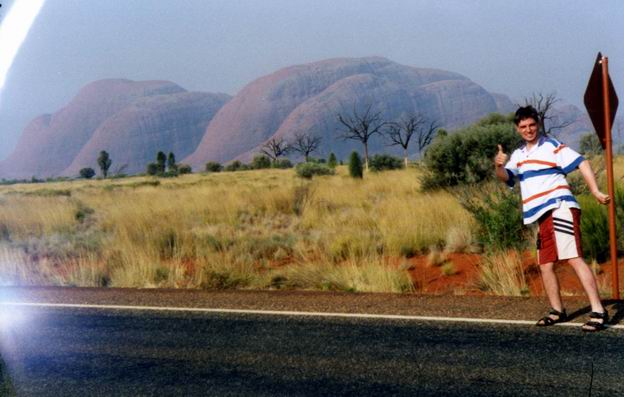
xmin=536 ymin=203 xmax=582 ymax=265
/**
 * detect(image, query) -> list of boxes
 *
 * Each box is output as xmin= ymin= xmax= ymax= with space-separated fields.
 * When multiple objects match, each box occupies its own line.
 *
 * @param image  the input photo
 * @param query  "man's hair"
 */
xmin=514 ymin=106 xmax=540 ymax=125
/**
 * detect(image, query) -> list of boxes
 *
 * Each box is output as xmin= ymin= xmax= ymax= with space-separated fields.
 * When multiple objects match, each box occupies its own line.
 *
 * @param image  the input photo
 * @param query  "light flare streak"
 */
xmin=0 ymin=0 xmax=46 ymax=95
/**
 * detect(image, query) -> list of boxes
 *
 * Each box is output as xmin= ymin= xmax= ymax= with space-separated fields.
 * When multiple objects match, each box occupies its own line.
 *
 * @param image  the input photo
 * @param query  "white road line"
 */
xmin=1 ymin=301 xmax=623 ymax=329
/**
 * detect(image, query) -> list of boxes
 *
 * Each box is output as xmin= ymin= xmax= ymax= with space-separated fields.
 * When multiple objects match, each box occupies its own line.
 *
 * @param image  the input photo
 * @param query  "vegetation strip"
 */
xmin=2 ymin=302 xmax=623 ymax=329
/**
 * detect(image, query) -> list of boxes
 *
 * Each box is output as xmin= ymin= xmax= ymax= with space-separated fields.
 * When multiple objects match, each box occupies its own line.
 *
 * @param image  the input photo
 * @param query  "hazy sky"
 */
xmin=0 ymin=0 xmax=622 ymax=159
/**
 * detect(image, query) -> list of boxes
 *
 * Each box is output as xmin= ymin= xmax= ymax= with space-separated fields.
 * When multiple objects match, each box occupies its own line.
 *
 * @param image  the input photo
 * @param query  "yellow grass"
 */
xmin=0 ymin=167 xmax=473 ymax=290
xmin=477 ymin=250 xmax=528 ymax=296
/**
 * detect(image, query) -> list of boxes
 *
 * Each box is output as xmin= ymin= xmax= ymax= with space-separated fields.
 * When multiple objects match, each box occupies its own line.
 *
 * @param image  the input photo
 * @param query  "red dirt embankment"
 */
xmin=402 ymin=252 xmax=619 ymax=297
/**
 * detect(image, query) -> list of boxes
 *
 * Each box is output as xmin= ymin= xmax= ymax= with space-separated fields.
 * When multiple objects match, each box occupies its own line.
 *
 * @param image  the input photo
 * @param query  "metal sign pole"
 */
xmin=601 ymin=56 xmax=620 ymax=299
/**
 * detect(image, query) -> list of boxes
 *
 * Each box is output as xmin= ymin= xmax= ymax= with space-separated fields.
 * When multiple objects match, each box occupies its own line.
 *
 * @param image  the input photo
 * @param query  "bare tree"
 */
xmin=385 ymin=114 xmax=439 ymax=167
xmin=290 ymin=131 xmax=322 ymax=162
xmin=261 ymin=137 xmax=290 ymax=162
xmin=523 ymin=92 xmax=576 ymax=136
xmin=337 ymin=103 xmax=386 ymax=170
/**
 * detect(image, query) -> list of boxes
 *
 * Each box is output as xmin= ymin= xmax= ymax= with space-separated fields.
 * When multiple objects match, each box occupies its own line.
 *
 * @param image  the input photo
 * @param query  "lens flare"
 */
xmin=0 ymin=0 xmax=46 ymax=95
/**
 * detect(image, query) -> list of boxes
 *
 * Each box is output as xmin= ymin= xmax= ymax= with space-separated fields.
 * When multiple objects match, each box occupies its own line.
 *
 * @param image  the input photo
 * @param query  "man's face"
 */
xmin=515 ymin=117 xmax=539 ymax=144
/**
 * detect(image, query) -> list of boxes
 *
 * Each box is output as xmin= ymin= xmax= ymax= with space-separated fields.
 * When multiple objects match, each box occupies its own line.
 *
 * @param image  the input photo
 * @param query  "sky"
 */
xmin=0 ymin=0 xmax=623 ymax=160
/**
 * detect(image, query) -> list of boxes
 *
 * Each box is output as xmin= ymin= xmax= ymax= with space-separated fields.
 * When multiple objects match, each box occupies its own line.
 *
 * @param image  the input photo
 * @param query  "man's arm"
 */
xmin=578 ymin=160 xmax=610 ymax=205
xmin=494 ymin=144 xmax=509 ymax=182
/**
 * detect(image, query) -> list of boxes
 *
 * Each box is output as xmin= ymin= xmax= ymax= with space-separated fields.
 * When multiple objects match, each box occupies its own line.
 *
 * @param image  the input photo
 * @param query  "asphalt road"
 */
xmin=1 ymin=305 xmax=623 ymax=396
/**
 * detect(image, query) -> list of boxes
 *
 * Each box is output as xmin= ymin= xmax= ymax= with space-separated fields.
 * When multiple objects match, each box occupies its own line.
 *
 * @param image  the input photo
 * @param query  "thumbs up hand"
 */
xmin=494 ymin=144 xmax=508 ymax=167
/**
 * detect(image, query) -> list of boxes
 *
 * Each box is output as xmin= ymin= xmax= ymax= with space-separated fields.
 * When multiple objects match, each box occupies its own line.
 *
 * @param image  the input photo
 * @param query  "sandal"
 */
xmin=536 ymin=308 xmax=567 ymax=326
xmin=582 ymin=310 xmax=609 ymax=332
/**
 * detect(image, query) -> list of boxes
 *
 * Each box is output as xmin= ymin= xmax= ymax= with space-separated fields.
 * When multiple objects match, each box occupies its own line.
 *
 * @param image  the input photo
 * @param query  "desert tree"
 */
xmin=97 ymin=150 xmax=112 ymax=177
xmin=79 ymin=167 xmax=95 ymax=179
xmin=337 ymin=103 xmax=387 ymax=171
xmin=290 ymin=131 xmax=322 ymax=162
xmin=156 ymin=151 xmax=167 ymax=174
xmin=385 ymin=114 xmax=439 ymax=167
xmin=522 ymin=92 xmax=576 ymax=137
xmin=261 ymin=137 xmax=290 ymax=162
xmin=167 ymin=152 xmax=177 ymax=173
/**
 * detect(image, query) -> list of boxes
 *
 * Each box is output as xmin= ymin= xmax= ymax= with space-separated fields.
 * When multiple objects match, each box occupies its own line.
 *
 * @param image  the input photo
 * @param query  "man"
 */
xmin=494 ymin=105 xmax=610 ymax=332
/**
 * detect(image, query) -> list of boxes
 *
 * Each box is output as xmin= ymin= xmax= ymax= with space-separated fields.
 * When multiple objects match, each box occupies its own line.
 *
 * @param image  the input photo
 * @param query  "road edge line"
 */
xmin=1 ymin=301 xmax=623 ymax=329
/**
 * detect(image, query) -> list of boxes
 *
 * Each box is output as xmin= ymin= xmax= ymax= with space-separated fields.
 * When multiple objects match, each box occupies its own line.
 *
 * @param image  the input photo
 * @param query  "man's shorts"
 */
xmin=536 ymin=204 xmax=582 ymax=265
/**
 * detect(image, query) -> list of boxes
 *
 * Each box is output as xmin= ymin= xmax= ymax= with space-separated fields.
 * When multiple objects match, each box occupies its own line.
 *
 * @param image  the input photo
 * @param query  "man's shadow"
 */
xmin=567 ymin=300 xmax=624 ymax=325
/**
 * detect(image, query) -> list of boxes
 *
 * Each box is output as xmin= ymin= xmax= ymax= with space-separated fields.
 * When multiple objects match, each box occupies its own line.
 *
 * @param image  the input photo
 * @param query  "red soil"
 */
xmin=403 ymin=252 xmax=621 ymax=297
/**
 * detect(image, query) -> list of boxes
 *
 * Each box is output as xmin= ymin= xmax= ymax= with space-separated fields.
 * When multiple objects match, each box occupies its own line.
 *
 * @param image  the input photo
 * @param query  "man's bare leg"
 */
xmin=567 ymin=257 xmax=605 ymax=313
xmin=539 ymin=262 xmax=564 ymax=320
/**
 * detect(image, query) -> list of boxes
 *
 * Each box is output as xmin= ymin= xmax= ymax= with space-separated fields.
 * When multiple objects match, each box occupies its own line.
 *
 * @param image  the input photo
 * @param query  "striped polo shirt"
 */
xmin=504 ymin=136 xmax=584 ymax=224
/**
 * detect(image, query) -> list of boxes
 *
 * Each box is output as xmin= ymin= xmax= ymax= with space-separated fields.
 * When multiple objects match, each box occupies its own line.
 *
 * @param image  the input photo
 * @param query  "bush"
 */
xmin=273 ymin=158 xmax=293 ymax=169
xmin=328 ymin=152 xmax=337 ymax=168
xmin=421 ymin=122 xmax=521 ymax=190
xmin=579 ymin=133 xmax=603 ymax=156
xmin=369 ymin=154 xmax=403 ymax=171
xmin=250 ymin=155 xmax=272 ymax=169
xmin=457 ymin=183 xmax=528 ymax=253
xmin=205 ymin=161 xmax=223 ymax=172
xmin=224 ymin=160 xmax=249 ymax=172
xmin=349 ymin=151 xmax=363 ymax=178
xmin=146 ymin=162 xmax=159 ymax=176
xmin=579 ymin=194 xmax=610 ymax=262
xmin=79 ymin=167 xmax=95 ymax=179
xmin=177 ymin=164 xmax=192 ymax=174
xmin=295 ymin=162 xmax=336 ymax=179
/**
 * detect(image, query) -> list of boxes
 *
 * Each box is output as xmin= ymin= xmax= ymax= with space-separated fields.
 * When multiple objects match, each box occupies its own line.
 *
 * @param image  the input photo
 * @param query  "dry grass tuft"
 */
xmin=478 ymin=250 xmax=528 ymax=296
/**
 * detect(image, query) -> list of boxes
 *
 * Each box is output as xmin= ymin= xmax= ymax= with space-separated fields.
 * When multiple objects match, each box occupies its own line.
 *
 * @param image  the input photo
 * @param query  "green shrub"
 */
xmin=457 ymin=183 xmax=528 ymax=253
xmin=224 ymin=161 xmax=249 ymax=172
xmin=205 ymin=161 xmax=223 ymax=172
xmin=421 ymin=121 xmax=521 ymax=190
xmin=295 ymin=162 xmax=336 ymax=179
xmin=579 ymin=133 xmax=603 ymax=156
xmin=328 ymin=152 xmax=337 ymax=168
xmin=250 ymin=155 xmax=272 ymax=169
xmin=79 ymin=167 xmax=96 ymax=179
xmin=178 ymin=164 xmax=192 ymax=174
xmin=273 ymin=158 xmax=293 ymax=169
xmin=578 ymin=194 xmax=610 ymax=262
xmin=349 ymin=151 xmax=363 ymax=178
xmin=146 ymin=162 xmax=159 ymax=176
xmin=369 ymin=154 xmax=403 ymax=171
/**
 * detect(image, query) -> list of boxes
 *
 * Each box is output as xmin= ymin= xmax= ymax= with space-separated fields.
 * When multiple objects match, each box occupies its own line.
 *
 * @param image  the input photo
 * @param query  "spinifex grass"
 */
xmin=477 ymin=250 xmax=528 ymax=296
xmin=0 ymin=167 xmax=474 ymax=291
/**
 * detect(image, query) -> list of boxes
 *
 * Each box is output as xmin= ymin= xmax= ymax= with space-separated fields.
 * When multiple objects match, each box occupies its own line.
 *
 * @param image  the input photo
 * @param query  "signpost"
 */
xmin=583 ymin=52 xmax=620 ymax=299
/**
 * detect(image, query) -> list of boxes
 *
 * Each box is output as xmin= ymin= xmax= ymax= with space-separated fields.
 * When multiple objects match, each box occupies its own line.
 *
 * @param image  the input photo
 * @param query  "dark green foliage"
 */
xmin=349 ymin=151 xmax=363 ymax=178
xmin=146 ymin=162 xmax=159 ymax=176
xmin=97 ymin=150 xmax=112 ymax=177
xmin=167 ymin=152 xmax=177 ymax=173
xmin=295 ymin=162 xmax=336 ymax=179
xmin=578 ymin=194 xmax=610 ymax=262
xmin=579 ymin=133 xmax=603 ymax=156
xmin=369 ymin=154 xmax=404 ymax=172
xmin=578 ymin=186 xmax=624 ymax=262
xmin=79 ymin=167 xmax=95 ymax=179
xmin=205 ymin=161 xmax=223 ymax=172
xmin=250 ymin=155 xmax=272 ymax=169
xmin=224 ymin=160 xmax=249 ymax=172
xmin=328 ymin=152 xmax=337 ymax=168
xmin=272 ymin=158 xmax=293 ymax=169
xmin=421 ymin=122 xmax=521 ymax=190
xmin=458 ymin=183 xmax=529 ymax=253
xmin=156 ymin=151 xmax=167 ymax=174
xmin=178 ymin=164 xmax=192 ymax=174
